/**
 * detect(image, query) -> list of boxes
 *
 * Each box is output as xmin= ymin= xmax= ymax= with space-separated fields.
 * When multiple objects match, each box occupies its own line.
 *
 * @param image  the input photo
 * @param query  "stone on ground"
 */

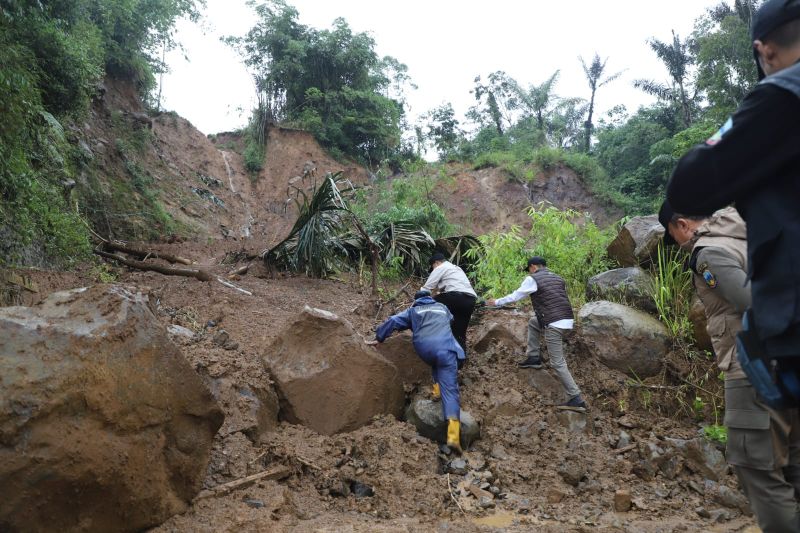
xmin=207 ymin=376 xmax=279 ymax=444
xmin=263 ymin=306 xmax=404 ymax=435
xmin=405 ymin=399 xmax=480 ymax=449
xmin=557 ymin=409 xmax=589 ymax=433
xmin=665 ymin=437 xmax=728 ymax=482
xmin=606 ymin=215 xmax=664 ymax=267
xmin=472 ymin=319 xmax=526 ymax=353
xmin=0 ymin=285 xmax=223 ymax=533
xmin=614 ymin=489 xmax=633 ymax=512
xmin=525 ymin=368 xmax=567 ymax=404
xmin=689 ymin=296 xmax=713 ymax=353
xmin=578 ymin=301 xmax=670 ymax=378
xmin=586 ymin=267 xmax=656 ymax=313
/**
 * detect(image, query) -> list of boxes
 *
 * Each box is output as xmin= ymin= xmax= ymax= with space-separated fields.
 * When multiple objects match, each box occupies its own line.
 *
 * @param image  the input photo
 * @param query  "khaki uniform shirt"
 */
xmin=690 ymin=207 xmax=750 ymax=381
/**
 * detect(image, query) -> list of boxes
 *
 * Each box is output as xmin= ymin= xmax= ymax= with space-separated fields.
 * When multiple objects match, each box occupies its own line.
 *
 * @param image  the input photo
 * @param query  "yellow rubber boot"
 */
xmin=431 ymin=383 xmax=441 ymax=401
xmin=446 ymin=418 xmax=462 ymax=454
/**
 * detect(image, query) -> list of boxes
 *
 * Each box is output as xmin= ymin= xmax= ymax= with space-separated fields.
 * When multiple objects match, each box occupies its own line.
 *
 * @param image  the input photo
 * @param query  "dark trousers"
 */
xmin=434 ymin=292 xmax=476 ymax=358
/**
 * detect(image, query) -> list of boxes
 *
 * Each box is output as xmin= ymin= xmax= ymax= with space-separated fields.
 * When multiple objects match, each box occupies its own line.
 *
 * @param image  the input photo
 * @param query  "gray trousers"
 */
xmin=527 ymin=317 xmax=581 ymax=399
xmin=725 ymin=379 xmax=800 ymax=533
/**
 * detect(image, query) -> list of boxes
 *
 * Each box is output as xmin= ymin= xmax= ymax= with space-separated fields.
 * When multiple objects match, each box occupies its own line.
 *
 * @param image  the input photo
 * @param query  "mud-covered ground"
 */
xmin=15 ymin=241 xmax=758 ymax=532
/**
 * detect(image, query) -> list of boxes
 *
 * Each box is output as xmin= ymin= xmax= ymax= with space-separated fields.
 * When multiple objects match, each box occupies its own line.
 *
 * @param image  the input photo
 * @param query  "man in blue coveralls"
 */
xmin=373 ymin=289 xmax=465 ymax=453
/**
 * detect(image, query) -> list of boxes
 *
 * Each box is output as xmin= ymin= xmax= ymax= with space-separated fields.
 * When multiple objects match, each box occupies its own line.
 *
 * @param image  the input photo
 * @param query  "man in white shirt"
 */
xmin=487 ymin=257 xmax=587 ymax=410
xmin=422 ymin=252 xmax=477 ymax=366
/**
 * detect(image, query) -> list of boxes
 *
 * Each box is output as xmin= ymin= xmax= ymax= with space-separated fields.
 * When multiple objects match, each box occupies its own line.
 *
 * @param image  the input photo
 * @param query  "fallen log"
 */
xmin=103 ymin=241 xmax=192 ymax=265
xmin=227 ymin=263 xmax=251 ymax=277
xmin=94 ymin=250 xmax=213 ymax=282
xmin=194 ymin=466 xmax=293 ymax=500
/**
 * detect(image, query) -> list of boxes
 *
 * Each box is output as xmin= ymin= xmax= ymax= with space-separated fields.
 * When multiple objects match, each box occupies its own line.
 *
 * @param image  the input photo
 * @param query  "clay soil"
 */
xmin=15 ymin=245 xmax=757 ymax=533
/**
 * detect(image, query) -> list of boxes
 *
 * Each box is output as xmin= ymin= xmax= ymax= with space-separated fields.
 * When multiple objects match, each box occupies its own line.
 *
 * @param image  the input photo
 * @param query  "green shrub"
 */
xmin=243 ymin=139 xmax=265 ymax=173
xmin=531 ymin=146 xmax=566 ymax=171
xmin=465 ymin=226 xmax=528 ymax=300
xmin=527 ymin=205 xmax=614 ymax=307
xmin=466 ymin=205 xmax=613 ymax=307
xmin=703 ymin=424 xmax=728 ymax=445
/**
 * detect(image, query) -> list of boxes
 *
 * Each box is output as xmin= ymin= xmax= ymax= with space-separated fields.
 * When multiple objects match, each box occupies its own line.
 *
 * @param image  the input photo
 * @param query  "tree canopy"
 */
xmin=229 ymin=0 xmax=408 ymax=165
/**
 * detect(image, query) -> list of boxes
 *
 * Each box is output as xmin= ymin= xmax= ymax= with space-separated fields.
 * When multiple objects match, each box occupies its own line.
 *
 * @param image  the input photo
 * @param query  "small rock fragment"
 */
xmin=614 ymin=489 xmax=632 ymax=512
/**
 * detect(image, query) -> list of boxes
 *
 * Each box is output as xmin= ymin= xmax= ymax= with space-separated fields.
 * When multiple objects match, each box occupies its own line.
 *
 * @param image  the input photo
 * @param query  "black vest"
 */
xmin=743 ymin=61 xmax=800 ymax=357
xmin=530 ymin=268 xmax=574 ymax=326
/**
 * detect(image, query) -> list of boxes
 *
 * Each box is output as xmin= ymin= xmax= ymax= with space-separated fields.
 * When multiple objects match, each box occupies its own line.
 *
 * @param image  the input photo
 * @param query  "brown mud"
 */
xmin=12 ymin=256 xmax=757 ymax=533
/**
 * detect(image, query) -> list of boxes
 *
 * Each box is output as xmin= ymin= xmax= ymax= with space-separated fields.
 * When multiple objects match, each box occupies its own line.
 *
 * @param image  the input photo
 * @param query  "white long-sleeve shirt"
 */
xmin=422 ymin=261 xmax=476 ymax=296
xmin=495 ymin=276 xmax=574 ymax=329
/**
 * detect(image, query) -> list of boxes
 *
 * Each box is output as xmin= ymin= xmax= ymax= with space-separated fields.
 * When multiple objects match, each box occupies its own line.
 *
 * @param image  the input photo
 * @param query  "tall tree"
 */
xmin=578 ymin=53 xmax=623 ymax=152
xmin=509 ymin=70 xmax=561 ymax=132
xmin=228 ymin=1 xmax=408 ymax=165
xmin=693 ymin=2 xmax=759 ymax=120
xmin=422 ymin=103 xmax=462 ymax=160
xmin=468 ymin=71 xmax=517 ymax=136
xmin=634 ymin=30 xmax=695 ymax=127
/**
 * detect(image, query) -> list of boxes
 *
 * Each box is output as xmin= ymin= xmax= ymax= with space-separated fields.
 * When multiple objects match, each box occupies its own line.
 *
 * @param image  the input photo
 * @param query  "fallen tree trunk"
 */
xmin=94 ymin=250 xmax=213 ymax=282
xmin=102 ymin=241 xmax=192 ymax=265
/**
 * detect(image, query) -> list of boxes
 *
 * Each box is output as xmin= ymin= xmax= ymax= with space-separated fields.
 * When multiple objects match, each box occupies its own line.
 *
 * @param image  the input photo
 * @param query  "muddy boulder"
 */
xmin=374 ymin=332 xmax=433 ymax=391
xmin=586 ymin=267 xmax=656 ymax=313
xmin=405 ymin=399 xmax=480 ymax=449
xmin=0 ymin=285 xmax=224 ymax=533
xmin=263 ymin=306 xmax=404 ymax=435
xmin=607 ymin=215 xmax=664 ymax=267
xmin=207 ymin=376 xmax=279 ymax=444
xmin=578 ymin=301 xmax=670 ymax=378
xmin=472 ymin=318 xmax=526 ymax=353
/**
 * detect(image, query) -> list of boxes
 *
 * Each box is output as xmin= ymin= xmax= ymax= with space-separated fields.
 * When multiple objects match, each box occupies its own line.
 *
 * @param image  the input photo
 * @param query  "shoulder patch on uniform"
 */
xmin=705 ymin=117 xmax=732 ymax=146
xmin=702 ymin=268 xmax=717 ymax=289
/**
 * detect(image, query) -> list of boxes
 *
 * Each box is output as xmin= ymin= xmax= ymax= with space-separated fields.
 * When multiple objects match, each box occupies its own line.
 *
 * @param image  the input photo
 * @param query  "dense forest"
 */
xmin=228 ymin=0 xmax=760 ymax=214
xmin=0 ymin=0 xmax=762 ymax=268
xmin=0 ymin=0 xmax=204 ymax=266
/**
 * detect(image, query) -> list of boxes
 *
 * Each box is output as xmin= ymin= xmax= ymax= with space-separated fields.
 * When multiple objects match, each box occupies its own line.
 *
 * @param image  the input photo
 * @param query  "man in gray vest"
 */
xmin=666 ymin=0 xmax=800 ymax=408
xmin=660 ymin=202 xmax=800 ymax=532
xmin=487 ymin=257 xmax=586 ymax=410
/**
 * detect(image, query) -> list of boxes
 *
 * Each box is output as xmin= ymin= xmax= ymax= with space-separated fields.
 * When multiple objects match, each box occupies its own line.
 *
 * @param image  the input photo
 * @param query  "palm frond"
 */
xmin=264 ymin=171 xmax=350 ymax=276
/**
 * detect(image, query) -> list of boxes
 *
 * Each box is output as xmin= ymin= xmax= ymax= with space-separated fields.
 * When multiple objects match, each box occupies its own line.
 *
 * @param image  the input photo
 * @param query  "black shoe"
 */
xmin=557 ymin=395 xmax=588 ymax=411
xmin=518 ymin=356 xmax=543 ymax=369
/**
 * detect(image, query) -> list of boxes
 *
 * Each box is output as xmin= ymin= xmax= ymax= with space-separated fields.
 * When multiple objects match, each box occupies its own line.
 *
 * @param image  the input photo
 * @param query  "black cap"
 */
xmin=414 ymin=289 xmax=431 ymax=300
xmin=658 ymin=200 xmax=677 ymax=246
xmin=429 ymin=252 xmax=446 ymax=268
xmin=523 ymin=256 xmax=546 ymax=272
xmin=752 ymin=0 xmax=800 ymax=80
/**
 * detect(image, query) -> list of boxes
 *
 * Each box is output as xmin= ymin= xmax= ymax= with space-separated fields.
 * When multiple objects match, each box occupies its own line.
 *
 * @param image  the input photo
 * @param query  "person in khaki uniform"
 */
xmin=660 ymin=202 xmax=800 ymax=533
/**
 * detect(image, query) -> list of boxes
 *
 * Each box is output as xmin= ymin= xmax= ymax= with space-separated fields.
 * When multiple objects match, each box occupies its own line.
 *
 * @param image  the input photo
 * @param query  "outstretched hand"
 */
xmin=486 ymin=298 xmax=497 ymax=307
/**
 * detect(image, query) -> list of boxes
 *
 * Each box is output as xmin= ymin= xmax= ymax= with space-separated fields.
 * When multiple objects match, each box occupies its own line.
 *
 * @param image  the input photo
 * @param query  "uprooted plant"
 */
xmin=262 ymin=171 xmax=479 ymax=300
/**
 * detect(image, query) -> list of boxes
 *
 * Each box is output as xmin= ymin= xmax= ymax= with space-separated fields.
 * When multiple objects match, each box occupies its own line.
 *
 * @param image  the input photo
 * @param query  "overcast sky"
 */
xmin=160 ymin=0 xmax=723 ymax=136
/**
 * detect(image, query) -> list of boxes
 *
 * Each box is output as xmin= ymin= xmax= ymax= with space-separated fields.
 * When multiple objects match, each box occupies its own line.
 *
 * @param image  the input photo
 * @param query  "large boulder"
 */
xmin=405 ymin=399 xmax=480 ymax=449
xmin=586 ymin=267 xmax=656 ymax=313
xmin=0 ymin=285 xmax=224 ymax=533
xmin=374 ymin=332 xmax=433 ymax=391
xmin=263 ymin=306 xmax=404 ymax=435
xmin=689 ymin=296 xmax=713 ymax=353
xmin=607 ymin=215 xmax=664 ymax=267
xmin=578 ymin=301 xmax=671 ymax=377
